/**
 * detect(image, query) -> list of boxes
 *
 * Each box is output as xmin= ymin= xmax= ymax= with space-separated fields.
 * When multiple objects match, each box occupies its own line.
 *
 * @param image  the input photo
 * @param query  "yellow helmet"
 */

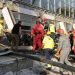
xmin=0 ymin=20 xmax=3 ymax=24
xmin=50 ymin=20 xmax=54 ymax=24
xmin=46 ymin=31 xmax=51 ymax=35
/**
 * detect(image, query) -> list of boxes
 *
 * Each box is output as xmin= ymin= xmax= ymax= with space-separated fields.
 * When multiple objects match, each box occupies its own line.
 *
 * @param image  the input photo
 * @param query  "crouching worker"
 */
xmin=42 ymin=31 xmax=54 ymax=69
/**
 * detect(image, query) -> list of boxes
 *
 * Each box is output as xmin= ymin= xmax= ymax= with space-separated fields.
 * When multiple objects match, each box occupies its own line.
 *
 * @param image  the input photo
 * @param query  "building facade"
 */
xmin=21 ymin=0 xmax=75 ymax=18
xmin=0 ymin=0 xmax=75 ymax=30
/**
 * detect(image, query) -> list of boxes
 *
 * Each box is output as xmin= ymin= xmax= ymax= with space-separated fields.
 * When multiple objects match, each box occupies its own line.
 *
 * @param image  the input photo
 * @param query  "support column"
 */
xmin=39 ymin=0 xmax=41 ymax=8
xmin=64 ymin=0 xmax=66 ymax=17
xmin=47 ymin=0 xmax=49 ymax=10
xmin=59 ymin=0 xmax=61 ymax=14
xmin=72 ymin=0 xmax=74 ymax=18
xmin=69 ymin=0 xmax=71 ymax=17
xmin=30 ymin=0 xmax=32 ymax=4
xmin=54 ymin=0 xmax=56 ymax=13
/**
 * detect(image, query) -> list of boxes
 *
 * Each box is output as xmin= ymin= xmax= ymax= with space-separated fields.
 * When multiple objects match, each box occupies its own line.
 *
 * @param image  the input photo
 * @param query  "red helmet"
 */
xmin=72 ymin=29 xmax=75 ymax=34
xmin=56 ymin=29 xmax=61 ymax=33
xmin=56 ymin=29 xmax=64 ymax=34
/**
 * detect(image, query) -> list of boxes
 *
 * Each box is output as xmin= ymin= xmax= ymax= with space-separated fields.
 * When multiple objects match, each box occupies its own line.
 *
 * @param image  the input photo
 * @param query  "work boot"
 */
xmin=45 ymin=64 xmax=52 ymax=70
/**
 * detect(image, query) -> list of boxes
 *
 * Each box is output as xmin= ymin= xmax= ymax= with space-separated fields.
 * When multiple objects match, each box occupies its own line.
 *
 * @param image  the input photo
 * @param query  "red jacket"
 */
xmin=31 ymin=23 xmax=44 ymax=37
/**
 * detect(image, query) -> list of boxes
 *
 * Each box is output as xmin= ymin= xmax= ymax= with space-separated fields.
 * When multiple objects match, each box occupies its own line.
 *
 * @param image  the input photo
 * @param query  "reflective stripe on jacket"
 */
xmin=49 ymin=24 xmax=55 ymax=33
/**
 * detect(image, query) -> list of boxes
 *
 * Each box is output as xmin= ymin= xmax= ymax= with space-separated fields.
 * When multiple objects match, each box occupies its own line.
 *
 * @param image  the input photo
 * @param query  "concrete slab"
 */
xmin=0 ymin=56 xmax=33 ymax=75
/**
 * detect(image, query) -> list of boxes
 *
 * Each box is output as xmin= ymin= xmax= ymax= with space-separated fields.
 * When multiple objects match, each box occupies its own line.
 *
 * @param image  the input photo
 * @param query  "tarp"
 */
xmin=59 ymin=22 xmax=68 ymax=34
xmin=2 ymin=7 xmax=14 ymax=32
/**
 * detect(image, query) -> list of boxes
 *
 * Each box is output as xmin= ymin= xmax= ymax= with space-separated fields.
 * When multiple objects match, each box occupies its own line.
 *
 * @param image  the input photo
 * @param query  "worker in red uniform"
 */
xmin=72 ymin=30 xmax=75 ymax=54
xmin=31 ymin=17 xmax=44 ymax=51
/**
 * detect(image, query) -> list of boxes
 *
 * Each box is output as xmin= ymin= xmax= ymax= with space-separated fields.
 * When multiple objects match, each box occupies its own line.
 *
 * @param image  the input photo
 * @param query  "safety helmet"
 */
xmin=72 ymin=29 xmax=75 ymax=34
xmin=46 ymin=31 xmax=51 ymax=35
xmin=0 ymin=20 xmax=3 ymax=24
xmin=50 ymin=20 xmax=54 ymax=24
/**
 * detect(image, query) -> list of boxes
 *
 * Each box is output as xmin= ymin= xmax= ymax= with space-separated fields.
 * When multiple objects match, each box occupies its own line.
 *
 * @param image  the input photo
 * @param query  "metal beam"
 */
xmin=11 ymin=52 xmax=75 ymax=72
xmin=0 ymin=47 xmax=75 ymax=72
xmin=12 ymin=0 xmax=55 ymax=14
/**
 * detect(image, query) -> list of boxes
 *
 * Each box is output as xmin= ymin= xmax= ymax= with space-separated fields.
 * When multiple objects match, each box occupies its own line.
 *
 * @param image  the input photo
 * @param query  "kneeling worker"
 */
xmin=42 ymin=30 xmax=54 ymax=69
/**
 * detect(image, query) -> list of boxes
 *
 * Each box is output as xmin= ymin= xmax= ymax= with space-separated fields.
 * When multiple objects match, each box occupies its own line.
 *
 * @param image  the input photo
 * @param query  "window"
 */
xmin=41 ymin=0 xmax=47 ymax=10
xmin=32 ymin=0 xmax=41 ymax=7
xmin=49 ymin=0 xmax=54 ymax=12
xmin=20 ymin=14 xmax=36 ymax=26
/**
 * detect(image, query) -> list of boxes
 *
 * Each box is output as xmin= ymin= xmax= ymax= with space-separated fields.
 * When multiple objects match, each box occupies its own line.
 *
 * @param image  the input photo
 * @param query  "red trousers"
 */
xmin=33 ymin=34 xmax=42 ymax=50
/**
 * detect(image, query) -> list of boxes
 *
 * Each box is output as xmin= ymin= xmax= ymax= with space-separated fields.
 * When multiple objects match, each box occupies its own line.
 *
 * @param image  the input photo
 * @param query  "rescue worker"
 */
xmin=0 ymin=16 xmax=5 ymax=41
xmin=42 ymin=31 xmax=54 ymax=59
xmin=68 ymin=31 xmax=73 ymax=53
xmin=49 ymin=20 xmax=55 ymax=32
xmin=11 ymin=21 xmax=22 ymax=50
xmin=41 ymin=18 xmax=47 ymax=27
xmin=42 ymin=30 xmax=54 ymax=69
xmin=48 ymin=20 xmax=56 ymax=41
xmin=31 ymin=17 xmax=44 ymax=51
xmin=56 ymin=29 xmax=72 ymax=74
xmin=72 ymin=30 xmax=75 ymax=54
